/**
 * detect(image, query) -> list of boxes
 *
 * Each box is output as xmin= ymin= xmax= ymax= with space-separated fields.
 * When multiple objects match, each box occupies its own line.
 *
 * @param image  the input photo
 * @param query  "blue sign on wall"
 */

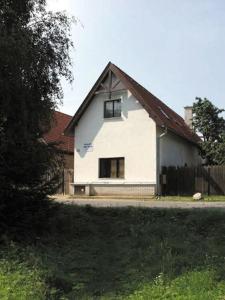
xmin=83 ymin=143 xmax=93 ymax=152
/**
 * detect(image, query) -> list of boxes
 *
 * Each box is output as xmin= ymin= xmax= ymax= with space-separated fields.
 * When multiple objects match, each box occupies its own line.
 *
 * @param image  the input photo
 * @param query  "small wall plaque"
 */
xmin=83 ymin=143 xmax=93 ymax=152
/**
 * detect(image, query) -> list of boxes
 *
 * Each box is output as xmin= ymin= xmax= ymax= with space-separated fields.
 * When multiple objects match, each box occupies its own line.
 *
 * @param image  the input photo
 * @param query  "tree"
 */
xmin=192 ymin=97 xmax=225 ymax=165
xmin=0 ymin=0 xmax=73 ymax=205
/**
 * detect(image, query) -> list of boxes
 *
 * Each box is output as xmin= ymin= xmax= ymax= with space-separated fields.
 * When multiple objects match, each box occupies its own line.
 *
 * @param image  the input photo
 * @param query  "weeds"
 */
xmin=1 ymin=205 xmax=225 ymax=298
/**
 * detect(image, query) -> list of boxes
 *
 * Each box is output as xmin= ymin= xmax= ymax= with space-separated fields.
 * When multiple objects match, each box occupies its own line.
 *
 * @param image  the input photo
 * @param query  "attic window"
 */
xmin=104 ymin=99 xmax=121 ymax=118
xmin=158 ymin=107 xmax=170 ymax=120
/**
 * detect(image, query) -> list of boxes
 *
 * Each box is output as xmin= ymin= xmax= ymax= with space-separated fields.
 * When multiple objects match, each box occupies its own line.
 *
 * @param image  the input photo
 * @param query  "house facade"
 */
xmin=65 ymin=62 xmax=201 ymax=196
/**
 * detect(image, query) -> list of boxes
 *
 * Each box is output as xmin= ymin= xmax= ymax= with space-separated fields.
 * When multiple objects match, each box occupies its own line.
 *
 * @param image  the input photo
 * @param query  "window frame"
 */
xmin=104 ymin=99 xmax=121 ymax=119
xmin=99 ymin=157 xmax=125 ymax=179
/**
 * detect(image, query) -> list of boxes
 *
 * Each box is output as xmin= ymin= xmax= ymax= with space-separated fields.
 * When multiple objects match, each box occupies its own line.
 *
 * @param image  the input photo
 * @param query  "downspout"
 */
xmin=157 ymin=126 xmax=168 ymax=196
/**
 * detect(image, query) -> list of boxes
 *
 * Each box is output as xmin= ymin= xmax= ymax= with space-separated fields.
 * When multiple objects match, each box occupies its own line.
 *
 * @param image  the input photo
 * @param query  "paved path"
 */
xmin=55 ymin=198 xmax=225 ymax=209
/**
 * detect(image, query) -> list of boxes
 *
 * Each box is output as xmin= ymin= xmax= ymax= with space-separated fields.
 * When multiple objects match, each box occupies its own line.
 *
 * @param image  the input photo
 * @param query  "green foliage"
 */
xmin=2 ymin=205 xmax=225 ymax=299
xmin=124 ymin=270 xmax=225 ymax=300
xmin=0 ymin=254 xmax=48 ymax=300
xmin=0 ymin=0 xmax=73 ymax=204
xmin=192 ymin=97 xmax=225 ymax=165
xmin=158 ymin=195 xmax=225 ymax=201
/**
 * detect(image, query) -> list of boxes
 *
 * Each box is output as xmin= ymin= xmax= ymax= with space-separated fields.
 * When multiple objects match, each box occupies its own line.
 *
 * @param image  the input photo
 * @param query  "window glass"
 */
xmin=104 ymin=101 xmax=113 ymax=118
xmin=100 ymin=159 xmax=110 ymax=178
xmin=118 ymin=158 xmax=124 ymax=178
xmin=111 ymin=159 xmax=117 ymax=178
xmin=104 ymin=99 xmax=121 ymax=118
xmin=114 ymin=100 xmax=121 ymax=117
xmin=99 ymin=158 xmax=124 ymax=178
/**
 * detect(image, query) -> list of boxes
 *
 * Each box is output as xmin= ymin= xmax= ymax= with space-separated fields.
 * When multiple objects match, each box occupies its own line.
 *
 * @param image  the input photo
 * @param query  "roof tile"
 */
xmin=110 ymin=63 xmax=200 ymax=145
xmin=44 ymin=111 xmax=74 ymax=153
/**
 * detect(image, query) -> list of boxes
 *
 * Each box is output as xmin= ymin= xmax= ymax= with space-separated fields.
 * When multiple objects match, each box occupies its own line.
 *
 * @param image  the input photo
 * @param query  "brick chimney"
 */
xmin=184 ymin=106 xmax=193 ymax=129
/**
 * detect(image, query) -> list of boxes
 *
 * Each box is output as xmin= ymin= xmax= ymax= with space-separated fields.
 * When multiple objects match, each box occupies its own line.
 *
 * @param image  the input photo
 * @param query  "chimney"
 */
xmin=184 ymin=106 xmax=193 ymax=129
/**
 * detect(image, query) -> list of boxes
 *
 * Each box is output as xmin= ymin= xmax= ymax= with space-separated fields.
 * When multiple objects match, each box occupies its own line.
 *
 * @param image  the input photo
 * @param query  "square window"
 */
xmin=104 ymin=99 xmax=121 ymax=118
xmin=99 ymin=157 xmax=124 ymax=178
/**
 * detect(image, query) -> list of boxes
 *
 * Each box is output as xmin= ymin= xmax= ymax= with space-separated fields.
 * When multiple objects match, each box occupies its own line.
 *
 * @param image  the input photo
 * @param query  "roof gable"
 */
xmin=65 ymin=62 xmax=200 ymax=145
xmin=95 ymin=68 xmax=125 ymax=94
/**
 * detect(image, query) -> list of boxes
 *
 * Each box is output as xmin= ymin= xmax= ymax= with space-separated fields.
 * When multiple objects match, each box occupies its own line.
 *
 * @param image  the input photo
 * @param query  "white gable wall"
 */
xmin=74 ymin=90 xmax=157 ymax=188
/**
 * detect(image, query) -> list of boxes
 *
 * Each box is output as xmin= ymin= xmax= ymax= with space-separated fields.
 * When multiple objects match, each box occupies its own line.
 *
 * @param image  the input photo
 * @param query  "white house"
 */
xmin=65 ymin=62 xmax=201 ymax=196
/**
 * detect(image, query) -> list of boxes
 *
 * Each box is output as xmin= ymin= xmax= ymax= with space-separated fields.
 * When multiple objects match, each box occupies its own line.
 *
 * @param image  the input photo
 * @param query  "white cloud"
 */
xmin=47 ymin=0 xmax=71 ymax=12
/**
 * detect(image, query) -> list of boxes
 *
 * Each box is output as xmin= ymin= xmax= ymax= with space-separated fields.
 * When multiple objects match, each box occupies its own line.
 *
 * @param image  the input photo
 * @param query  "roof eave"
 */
xmin=165 ymin=126 xmax=201 ymax=147
xmin=64 ymin=62 xmax=113 ymax=136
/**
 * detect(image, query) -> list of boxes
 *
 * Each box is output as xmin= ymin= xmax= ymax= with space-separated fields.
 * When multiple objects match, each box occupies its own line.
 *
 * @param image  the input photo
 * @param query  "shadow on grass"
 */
xmin=2 ymin=203 xmax=225 ymax=299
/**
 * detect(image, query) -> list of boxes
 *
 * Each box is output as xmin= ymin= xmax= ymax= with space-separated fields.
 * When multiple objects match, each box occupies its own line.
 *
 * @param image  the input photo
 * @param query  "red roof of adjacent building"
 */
xmin=65 ymin=62 xmax=200 ymax=145
xmin=44 ymin=111 xmax=74 ymax=153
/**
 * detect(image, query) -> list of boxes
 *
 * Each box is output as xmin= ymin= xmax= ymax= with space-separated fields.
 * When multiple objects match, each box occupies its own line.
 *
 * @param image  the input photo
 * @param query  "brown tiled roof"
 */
xmin=44 ymin=111 xmax=74 ymax=153
xmin=65 ymin=62 xmax=200 ymax=145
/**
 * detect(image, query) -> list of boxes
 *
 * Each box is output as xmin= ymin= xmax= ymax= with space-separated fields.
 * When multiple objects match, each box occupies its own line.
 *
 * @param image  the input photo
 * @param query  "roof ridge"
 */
xmin=111 ymin=64 xmax=185 ymax=123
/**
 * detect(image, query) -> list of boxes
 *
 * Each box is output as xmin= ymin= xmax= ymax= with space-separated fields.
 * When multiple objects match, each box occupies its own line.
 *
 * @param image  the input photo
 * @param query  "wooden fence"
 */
xmin=161 ymin=166 xmax=225 ymax=196
xmin=56 ymin=168 xmax=74 ymax=195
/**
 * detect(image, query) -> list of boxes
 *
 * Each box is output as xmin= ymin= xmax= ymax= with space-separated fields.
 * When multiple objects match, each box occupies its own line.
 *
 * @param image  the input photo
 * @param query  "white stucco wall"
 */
xmin=74 ymin=90 xmax=157 ymax=185
xmin=157 ymin=127 xmax=202 ymax=168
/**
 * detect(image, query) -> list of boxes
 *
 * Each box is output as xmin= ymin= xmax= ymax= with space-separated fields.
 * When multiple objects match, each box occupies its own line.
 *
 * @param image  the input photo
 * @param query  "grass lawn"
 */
xmin=158 ymin=195 xmax=225 ymax=202
xmin=65 ymin=194 xmax=225 ymax=202
xmin=2 ymin=204 xmax=225 ymax=299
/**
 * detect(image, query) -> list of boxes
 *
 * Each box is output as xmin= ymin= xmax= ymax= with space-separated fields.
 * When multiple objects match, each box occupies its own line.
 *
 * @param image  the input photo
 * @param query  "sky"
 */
xmin=47 ymin=0 xmax=225 ymax=118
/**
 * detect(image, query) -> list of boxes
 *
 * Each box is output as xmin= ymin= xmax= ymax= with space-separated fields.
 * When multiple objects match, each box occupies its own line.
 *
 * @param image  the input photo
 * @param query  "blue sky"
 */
xmin=48 ymin=0 xmax=225 ymax=118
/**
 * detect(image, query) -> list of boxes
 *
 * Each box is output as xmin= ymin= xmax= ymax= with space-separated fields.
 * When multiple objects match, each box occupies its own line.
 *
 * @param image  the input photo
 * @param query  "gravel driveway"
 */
xmin=55 ymin=198 xmax=225 ymax=209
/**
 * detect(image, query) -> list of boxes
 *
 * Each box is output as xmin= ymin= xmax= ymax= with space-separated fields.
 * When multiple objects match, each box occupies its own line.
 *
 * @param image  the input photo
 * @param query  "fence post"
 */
xmin=177 ymin=166 xmax=180 ymax=196
xmin=161 ymin=166 xmax=167 ymax=196
xmin=207 ymin=167 xmax=211 ymax=196
xmin=62 ymin=168 xmax=65 ymax=195
xmin=194 ymin=167 xmax=197 ymax=194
